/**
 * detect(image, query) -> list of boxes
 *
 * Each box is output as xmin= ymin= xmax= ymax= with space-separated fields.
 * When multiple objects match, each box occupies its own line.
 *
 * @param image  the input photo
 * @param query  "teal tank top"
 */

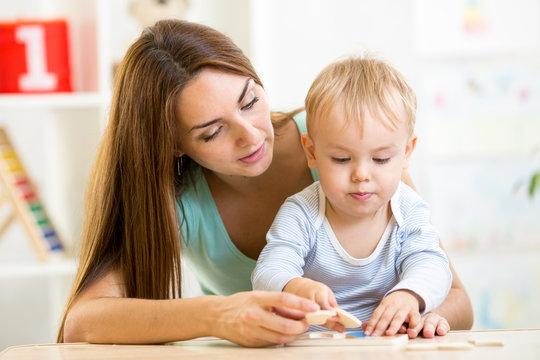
xmin=177 ymin=111 xmax=318 ymax=295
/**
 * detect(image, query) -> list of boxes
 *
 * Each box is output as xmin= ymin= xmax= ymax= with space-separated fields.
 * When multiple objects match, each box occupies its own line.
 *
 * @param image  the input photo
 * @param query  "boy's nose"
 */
xmin=351 ymin=163 xmax=369 ymax=182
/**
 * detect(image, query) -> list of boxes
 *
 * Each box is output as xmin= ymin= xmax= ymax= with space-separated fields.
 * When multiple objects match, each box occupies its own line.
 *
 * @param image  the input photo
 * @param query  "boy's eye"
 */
xmin=374 ymin=158 xmax=390 ymax=164
xmin=332 ymin=157 xmax=350 ymax=163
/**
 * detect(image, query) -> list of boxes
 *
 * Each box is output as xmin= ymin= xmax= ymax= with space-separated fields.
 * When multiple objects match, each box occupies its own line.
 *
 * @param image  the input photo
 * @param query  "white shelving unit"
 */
xmin=0 ymin=0 xmax=111 ymax=350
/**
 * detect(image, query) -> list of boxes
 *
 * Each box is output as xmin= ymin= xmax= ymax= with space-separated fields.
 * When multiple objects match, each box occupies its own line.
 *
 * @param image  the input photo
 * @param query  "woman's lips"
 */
xmin=239 ymin=143 xmax=265 ymax=163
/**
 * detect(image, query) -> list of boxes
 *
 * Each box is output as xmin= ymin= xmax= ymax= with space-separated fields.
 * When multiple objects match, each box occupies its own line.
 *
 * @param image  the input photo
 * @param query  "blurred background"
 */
xmin=0 ymin=0 xmax=539 ymax=351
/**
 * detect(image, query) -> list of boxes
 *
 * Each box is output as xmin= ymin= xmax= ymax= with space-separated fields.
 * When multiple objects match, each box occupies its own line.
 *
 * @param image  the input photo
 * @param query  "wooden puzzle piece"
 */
xmin=305 ymin=308 xmax=362 ymax=328
xmin=305 ymin=310 xmax=337 ymax=325
xmin=335 ymin=308 xmax=362 ymax=328
xmin=406 ymin=342 xmax=474 ymax=351
xmin=467 ymin=339 xmax=503 ymax=346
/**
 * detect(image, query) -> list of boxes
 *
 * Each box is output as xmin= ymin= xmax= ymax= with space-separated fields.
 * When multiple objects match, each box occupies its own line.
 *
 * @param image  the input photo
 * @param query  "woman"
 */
xmin=58 ymin=19 xmax=473 ymax=347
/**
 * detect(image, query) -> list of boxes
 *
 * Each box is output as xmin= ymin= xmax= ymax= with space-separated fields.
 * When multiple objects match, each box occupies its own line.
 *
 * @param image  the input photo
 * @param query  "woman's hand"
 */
xmin=210 ymin=290 xmax=319 ymax=347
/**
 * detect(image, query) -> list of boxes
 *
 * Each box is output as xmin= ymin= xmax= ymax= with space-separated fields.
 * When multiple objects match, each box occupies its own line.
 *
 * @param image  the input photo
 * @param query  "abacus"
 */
xmin=0 ymin=128 xmax=63 ymax=261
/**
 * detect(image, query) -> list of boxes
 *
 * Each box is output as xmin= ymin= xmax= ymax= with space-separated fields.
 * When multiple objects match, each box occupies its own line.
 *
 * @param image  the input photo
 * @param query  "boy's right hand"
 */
xmin=283 ymin=278 xmax=344 ymax=332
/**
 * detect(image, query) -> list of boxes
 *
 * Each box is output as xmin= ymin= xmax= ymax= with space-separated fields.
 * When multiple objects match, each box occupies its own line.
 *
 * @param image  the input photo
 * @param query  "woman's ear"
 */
xmin=301 ymin=133 xmax=317 ymax=169
xmin=403 ymin=134 xmax=417 ymax=169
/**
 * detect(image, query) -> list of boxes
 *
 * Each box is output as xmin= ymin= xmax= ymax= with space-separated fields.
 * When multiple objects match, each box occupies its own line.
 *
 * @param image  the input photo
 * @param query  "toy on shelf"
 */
xmin=0 ymin=128 xmax=63 ymax=261
xmin=0 ymin=19 xmax=72 ymax=93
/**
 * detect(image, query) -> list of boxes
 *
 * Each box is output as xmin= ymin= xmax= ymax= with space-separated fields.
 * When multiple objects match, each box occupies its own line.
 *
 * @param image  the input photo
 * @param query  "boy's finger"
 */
xmin=385 ymin=310 xmax=408 ymax=336
xmin=364 ymin=305 xmax=385 ymax=335
xmin=323 ymin=317 xmax=345 ymax=332
xmin=372 ymin=308 xmax=397 ymax=336
xmin=405 ymin=312 xmax=422 ymax=338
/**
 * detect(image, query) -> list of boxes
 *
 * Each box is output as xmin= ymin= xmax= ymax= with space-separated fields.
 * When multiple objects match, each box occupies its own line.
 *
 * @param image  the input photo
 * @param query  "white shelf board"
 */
xmin=0 ymin=92 xmax=108 ymax=109
xmin=0 ymin=258 xmax=77 ymax=279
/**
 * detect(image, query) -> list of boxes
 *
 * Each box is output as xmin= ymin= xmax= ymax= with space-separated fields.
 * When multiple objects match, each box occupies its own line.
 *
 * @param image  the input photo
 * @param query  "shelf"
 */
xmin=0 ymin=258 xmax=77 ymax=279
xmin=0 ymin=92 xmax=108 ymax=109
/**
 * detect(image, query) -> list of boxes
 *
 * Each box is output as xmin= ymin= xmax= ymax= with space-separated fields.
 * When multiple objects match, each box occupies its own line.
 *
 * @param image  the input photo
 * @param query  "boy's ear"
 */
xmin=403 ymin=134 xmax=417 ymax=169
xmin=301 ymin=133 xmax=317 ymax=169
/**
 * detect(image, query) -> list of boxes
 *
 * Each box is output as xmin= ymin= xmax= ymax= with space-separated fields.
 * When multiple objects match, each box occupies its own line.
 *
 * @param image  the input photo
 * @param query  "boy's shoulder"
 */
xmin=287 ymin=181 xmax=324 ymax=209
xmin=282 ymin=181 xmax=325 ymax=228
xmin=390 ymin=182 xmax=430 ymax=226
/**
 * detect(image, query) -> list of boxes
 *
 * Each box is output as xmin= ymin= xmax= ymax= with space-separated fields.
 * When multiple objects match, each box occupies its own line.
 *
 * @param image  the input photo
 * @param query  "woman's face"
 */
xmin=175 ymin=68 xmax=273 ymax=177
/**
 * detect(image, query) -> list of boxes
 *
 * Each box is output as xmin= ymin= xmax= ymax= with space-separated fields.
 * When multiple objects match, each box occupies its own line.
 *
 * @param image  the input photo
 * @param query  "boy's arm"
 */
xmin=252 ymin=198 xmax=311 ymax=292
xmin=392 ymin=200 xmax=452 ymax=314
xmin=401 ymin=170 xmax=474 ymax=335
xmin=423 ymin=243 xmax=474 ymax=332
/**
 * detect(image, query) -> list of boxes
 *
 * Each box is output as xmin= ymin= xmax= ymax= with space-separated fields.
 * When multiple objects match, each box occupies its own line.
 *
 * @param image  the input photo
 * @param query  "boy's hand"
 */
xmin=283 ymin=277 xmax=338 ymax=309
xmin=363 ymin=290 xmax=422 ymax=337
xmin=283 ymin=278 xmax=344 ymax=332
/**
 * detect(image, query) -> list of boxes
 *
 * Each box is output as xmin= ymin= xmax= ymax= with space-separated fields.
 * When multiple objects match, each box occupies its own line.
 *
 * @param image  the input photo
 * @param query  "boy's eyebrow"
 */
xmin=372 ymin=144 xmax=398 ymax=152
xmin=189 ymin=78 xmax=252 ymax=133
xmin=329 ymin=143 xmax=398 ymax=152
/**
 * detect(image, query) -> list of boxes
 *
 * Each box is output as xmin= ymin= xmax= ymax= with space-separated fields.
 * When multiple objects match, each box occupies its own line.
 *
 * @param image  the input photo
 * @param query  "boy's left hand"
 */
xmin=363 ymin=290 xmax=422 ymax=337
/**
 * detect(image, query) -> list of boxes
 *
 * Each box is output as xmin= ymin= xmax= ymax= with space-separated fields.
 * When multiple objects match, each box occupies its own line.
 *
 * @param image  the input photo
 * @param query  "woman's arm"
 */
xmin=63 ymin=269 xmax=319 ymax=347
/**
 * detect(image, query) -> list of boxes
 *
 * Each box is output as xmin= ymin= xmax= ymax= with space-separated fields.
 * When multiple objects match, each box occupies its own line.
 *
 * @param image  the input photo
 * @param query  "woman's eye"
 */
xmin=374 ymin=158 xmax=390 ymax=164
xmin=241 ymin=96 xmax=259 ymax=111
xmin=332 ymin=157 xmax=350 ymax=163
xmin=203 ymin=127 xmax=222 ymax=142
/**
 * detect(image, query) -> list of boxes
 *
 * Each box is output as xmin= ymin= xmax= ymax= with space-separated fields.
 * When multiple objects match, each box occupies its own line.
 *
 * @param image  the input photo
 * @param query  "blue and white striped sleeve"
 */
xmin=390 ymin=200 xmax=452 ymax=314
xmin=252 ymin=196 xmax=313 ymax=292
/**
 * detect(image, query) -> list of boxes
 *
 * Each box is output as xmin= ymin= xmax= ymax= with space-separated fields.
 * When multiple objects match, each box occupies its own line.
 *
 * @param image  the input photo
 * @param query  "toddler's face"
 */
xmin=302 ymin=104 xmax=416 ymax=220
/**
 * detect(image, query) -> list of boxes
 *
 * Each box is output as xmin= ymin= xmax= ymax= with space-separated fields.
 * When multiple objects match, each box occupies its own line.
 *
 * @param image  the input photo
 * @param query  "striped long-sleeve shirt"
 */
xmin=252 ymin=181 xmax=452 ymax=323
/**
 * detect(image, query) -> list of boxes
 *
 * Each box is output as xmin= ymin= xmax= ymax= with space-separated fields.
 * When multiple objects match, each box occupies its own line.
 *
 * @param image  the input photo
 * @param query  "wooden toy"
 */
xmin=0 ymin=20 xmax=71 ymax=93
xmin=287 ymin=331 xmax=408 ymax=347
xmin=335 ymin=308 xmax=362 ymax=328
xmin=305 ymin=310 xmax=337 ymax=325
xmin=0 ymin=128 xmax=63 ymax=261
xmin=305 ymin=308 xmax=362 ymax=328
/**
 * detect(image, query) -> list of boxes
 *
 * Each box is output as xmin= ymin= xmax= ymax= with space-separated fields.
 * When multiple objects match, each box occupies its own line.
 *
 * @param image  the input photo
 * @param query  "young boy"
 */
xmin=252 ymin=56 xmax=452 ymax=338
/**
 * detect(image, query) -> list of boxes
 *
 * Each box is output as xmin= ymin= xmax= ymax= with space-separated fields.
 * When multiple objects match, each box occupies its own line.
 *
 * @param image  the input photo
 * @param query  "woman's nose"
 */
xmin=234 ymin=119 xmax=259 ymax=147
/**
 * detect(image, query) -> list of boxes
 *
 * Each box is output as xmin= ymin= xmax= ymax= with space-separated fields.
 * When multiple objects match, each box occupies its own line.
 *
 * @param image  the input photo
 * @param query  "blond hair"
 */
xmin=305 ymin=56 xmax=417 ymax=137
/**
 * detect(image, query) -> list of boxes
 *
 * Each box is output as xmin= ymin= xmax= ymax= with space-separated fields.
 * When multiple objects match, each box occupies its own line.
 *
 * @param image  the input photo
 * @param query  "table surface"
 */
xmin=1 ymin=329 xmax=539 ymax=360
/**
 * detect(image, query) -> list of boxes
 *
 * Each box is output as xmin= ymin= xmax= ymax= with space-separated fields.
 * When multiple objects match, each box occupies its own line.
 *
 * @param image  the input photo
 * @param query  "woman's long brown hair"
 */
xmin=57 ymin=19 xmax=274 ymax=342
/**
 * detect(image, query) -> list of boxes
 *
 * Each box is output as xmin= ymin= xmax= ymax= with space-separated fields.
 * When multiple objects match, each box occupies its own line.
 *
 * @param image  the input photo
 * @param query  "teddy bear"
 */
xmin=129 ymin=0 xmax=190 ymax=28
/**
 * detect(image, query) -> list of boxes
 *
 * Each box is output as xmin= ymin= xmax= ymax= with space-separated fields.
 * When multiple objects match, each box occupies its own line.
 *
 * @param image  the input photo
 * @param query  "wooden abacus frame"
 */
xmin=0 ymin=128 xmax=63 ymax=261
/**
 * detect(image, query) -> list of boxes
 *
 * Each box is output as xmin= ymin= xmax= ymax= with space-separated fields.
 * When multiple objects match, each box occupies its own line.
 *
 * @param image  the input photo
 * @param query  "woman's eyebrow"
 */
xmin=189 ymin=119 xmax=220 ymax=132
xmin=237 ymin=78 xmax=251 ymax=103
xmin=189 ymin=78 xmax=252 ymax=133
